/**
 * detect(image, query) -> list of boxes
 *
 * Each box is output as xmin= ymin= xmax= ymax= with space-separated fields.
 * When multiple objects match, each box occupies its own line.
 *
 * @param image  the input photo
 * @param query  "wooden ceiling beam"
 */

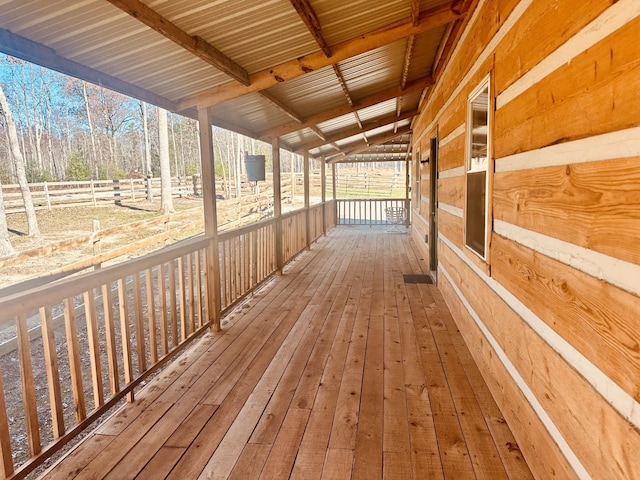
xmin=332 ymin=64 xmax=354 ymax=106
xmin=260 ymin=75 xmax=432 ymax=139
xmin=258 ymin=91 xmax=303 ymax=123
xmin=289 ymin=0 xmax=332 ymax=57
xmin=298 ymin=109 xmax=418 ymax=152
xmin=105 ymin=0 xmax=250 ymax=86
xmin=327 ymin=126 xmax=412 ymax=163
xmin=177 ymin=2 xmax=465 ymax=110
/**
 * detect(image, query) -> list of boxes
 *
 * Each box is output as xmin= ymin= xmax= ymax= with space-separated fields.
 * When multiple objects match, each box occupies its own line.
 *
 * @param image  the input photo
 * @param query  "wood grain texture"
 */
xmin=491 ymin=233 xmax=640 ymax=402
xmin=494 ymin=157 xmax=640 ymax=266
xmin=440 ymin=239 xmax=640 ymax=480
xmin=44 ymin=229 xmax=531 ymax=480
xmin=494 ymin=0 xmax=613 ymax=93
xmin=495 ymin=16 xmax=640 ymax=158
xmin=438 ymin=129 xmax=465 ymax=172
xmin=437 ymin=175 xmax=464 ymax=209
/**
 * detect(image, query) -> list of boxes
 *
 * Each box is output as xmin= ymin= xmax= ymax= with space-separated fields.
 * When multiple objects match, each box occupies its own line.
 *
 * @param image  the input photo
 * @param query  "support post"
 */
xmin=303 ymin=151 xmax=310 ymax=247
xmin=320 ymin=155 xmax=326 ymax=235
xmin=405 ymin=155 xmax=411 ymax=227
xmin=332 ymin=162 xmax=337 ymax=225
xmin=198 ymin=107 xmax=222 ymax=331
xmin=272 ymin=138 xmax=283 ymax=271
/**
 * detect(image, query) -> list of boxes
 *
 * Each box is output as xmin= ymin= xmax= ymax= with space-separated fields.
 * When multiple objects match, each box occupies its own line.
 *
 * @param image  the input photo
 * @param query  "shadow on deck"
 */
xmin=43 ymin=227 xmax=532 ymax=480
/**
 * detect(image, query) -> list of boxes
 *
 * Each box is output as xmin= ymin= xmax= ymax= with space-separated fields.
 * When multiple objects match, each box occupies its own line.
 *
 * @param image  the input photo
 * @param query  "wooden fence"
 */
xmin=2 ymin=178 xmax=198 ymax=213
xmin=0 ymin=200 xmax=336 ymax=479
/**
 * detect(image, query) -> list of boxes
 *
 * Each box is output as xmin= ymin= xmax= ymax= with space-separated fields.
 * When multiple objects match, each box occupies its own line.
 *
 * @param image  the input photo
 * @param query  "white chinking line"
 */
xmin=438 ymin=259 xmax=591 ymax=480
xmin=495 ymin=126 xmax=640 ymax=172
xmin=496 ymin=0 xmax=640 ymax=109
xmin=494 ymin=220 xmax=640 ymax=298
xmin=437 ymin=202 xmax=462 ymax=218
xmin=439 ymin=231 xmax=640 ymax=476
xmin=415 ymin=0 xmax=534 ymax=145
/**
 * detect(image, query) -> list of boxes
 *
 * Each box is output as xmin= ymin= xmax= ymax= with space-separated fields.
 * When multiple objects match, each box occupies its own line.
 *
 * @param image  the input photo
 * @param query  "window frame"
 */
xmin=464 ymin=76 xmax=491 ymax=261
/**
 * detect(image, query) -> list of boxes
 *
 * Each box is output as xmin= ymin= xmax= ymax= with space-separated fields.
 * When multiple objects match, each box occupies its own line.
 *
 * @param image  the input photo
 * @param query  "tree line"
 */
xmin=0 ymin=54 xmax=313 ymax=258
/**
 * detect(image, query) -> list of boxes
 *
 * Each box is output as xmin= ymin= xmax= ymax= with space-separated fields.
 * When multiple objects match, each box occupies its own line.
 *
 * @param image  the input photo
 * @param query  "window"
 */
xmin=465 ymin=79 xmax=490 ymax=258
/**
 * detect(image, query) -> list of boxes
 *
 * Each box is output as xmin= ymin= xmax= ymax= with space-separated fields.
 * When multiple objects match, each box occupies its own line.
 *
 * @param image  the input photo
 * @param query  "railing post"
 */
xmin=405 ymin=154 xmax=411 ymax=226
xmin=320 ymin=154 xmax=326 ymax=235
xmin=332 ymin=162 xmax=337 ymax=225
xmin=198 ymin=107 xmax=222 ymax=331
xmin=272 ymin=138 xmax=283 ymax=272
xmin=303 ymin=150 xmax=310 ymax=247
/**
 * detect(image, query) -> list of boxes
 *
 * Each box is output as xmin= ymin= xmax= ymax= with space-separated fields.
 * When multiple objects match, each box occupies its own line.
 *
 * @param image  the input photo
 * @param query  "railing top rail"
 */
xmin=335 ymin=197 xmax=407 ymax=201
xmin=218 ymin=217 xmax=277 ymax=241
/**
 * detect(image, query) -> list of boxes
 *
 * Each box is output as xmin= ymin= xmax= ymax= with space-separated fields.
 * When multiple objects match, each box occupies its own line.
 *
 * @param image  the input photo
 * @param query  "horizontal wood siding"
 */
xmin=412 ymin=0 xmax=640 ymax=477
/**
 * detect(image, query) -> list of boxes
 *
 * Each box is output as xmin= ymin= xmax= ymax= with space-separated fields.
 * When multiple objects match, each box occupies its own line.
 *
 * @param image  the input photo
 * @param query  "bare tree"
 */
xmin=141 ymin=101 xmax=153 ymax=200
xmin=158 ymin=107 xmax=174 ymax=213
xmin=0 ymin=82 xmax=40 ymax=236
xmin=0 ymin=178 xmax=15 ymax=256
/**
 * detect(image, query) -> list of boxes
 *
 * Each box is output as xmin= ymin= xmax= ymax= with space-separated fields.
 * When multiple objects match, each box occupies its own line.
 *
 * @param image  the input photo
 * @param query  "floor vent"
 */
xmin=403 ymin=274 xmax=433 ymax=284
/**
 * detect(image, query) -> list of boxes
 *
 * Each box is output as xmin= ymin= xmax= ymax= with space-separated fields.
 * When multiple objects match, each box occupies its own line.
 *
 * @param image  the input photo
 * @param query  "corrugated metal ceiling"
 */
xmin=0 ymin=0 xmax=468 ymax=162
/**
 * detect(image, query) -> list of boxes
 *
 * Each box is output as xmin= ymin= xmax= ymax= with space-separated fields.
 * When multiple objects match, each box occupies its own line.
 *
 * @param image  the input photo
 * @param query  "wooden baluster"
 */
xmin=83 ymin=290 xmax=104 ymax=408
xmin=145 ymin=268 xmax=158 ymax=364
xmin=117 ymin=278 xmax=134 ymax=402
xmin=0 ymin=367 xmax=13 ymax=478
xmin=133 ymin=273 xmax=146 ymax=373
xmin=168 ymin=259 xmax=178 ymax=349
xmin=202 ymin=249 xmax=211 ymax=324
xmin=187 ymin=253 xmax=195 ymax=334
xmin=63 ymin=298 xmax=87 ymax=422
xmin=16 ymin=313 xmax=41 ymax=456
xmin=252 ymin=230 xmax=258 ymax=287
xmin=158 ymin=263 xmax=169 ymax=356
xmin=39 ymin=306 xmax=65 ymax=438
xmin=178 ymin=256 xmax=187 ymax=341
xmin=219 ymin=241 xmax=227 ymax=308
xmin=101 ymin=283 xmax=120 ymax=395
xmin=194 ymin=251 xmax=202 ymax=329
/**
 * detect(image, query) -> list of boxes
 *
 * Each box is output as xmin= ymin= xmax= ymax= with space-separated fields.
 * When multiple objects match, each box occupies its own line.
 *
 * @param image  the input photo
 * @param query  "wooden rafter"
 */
xmin=401 ymin=35 xmax=417 ymax=90
xmin=105 ymin=0 xmax=250 ymax=86
xmin=309 ymin=126 xmax=327 ymax=142
xmin=177 ymin=3 xmax=464 ymax=110
xmin=327 ymin=126 xmax=412 ymax=163
xmin=332 ymin=65 xmax=354 ymax=106
xmin=297 ymin=109 xmax=418 ymax=152
xmin=353 ymin=111 xmax=364 ymax=129
xmin=412 ymin=0 xmax=421 ymax=26
xmin=289 ymin=0 xmax=332 ymax=57
xmin=258 ymin=91 xmax=303 ymax=123
xmin=0 ymin=28 xmax=178 ymax=112
xmin=260 ymin=75 xmax=432 ymax=139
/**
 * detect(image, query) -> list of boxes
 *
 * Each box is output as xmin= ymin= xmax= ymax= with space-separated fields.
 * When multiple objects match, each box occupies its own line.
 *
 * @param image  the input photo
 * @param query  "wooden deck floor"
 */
xmin=43 ymin=228 xmax=533 ymax=480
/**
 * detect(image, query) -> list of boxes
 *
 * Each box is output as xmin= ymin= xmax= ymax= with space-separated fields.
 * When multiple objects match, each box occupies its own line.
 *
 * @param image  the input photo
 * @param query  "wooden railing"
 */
xmin=281 ymin=209 xmax=308 ymax=265
xmin=218 ymin=219 xmax=277 ymax=310
xmin=309 ymin=204 xmax=325 ymax=243
xmin=336 ymin=198 xmax=409 ymax=226
xmin=0 ymin=201 xmax=336 ymax=479
xmin=0 ymin=236 xmax=212 ymax=479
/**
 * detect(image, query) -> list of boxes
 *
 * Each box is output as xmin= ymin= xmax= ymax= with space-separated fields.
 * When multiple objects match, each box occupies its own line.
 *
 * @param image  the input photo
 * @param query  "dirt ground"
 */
xmin=2 ymin=197 xmax=204 ymax=289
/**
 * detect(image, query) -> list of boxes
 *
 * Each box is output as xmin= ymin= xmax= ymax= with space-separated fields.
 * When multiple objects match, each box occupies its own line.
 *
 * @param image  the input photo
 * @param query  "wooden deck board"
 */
xmin=42 ymin=228 xmax=533 ymax=480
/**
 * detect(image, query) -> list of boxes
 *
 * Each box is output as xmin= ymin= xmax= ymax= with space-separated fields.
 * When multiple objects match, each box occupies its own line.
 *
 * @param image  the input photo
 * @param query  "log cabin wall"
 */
xmin=411 ymin=1 xmax=640 ymax=479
